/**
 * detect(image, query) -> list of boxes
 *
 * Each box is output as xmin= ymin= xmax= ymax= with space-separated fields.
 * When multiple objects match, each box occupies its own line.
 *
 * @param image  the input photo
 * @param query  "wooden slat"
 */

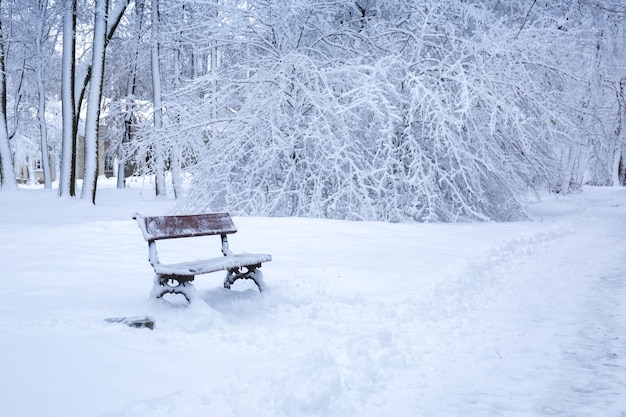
xmin=136 ymin=213 xmax=237 ymax=240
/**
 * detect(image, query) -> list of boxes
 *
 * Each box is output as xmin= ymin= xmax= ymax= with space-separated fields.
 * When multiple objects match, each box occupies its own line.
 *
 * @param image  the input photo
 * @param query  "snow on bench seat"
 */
xmin=154 ymin=253 xmax=272 ymax=276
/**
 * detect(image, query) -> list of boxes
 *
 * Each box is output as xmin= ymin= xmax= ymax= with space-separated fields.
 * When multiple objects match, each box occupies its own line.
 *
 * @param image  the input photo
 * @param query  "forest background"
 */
xmin=0 ymin=0 xmax=624 ymax=222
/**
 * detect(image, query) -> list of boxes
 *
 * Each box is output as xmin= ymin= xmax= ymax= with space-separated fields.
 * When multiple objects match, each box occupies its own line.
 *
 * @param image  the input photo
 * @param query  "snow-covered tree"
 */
xmin=575 ymin=1 xmax=626 ymax=187
xmin=80 ymin=0 xmax=109 ymax=204
xmin=115 ymin=0 xmax=145 ymax=189
xmin=58 ymin=0 xmax=77 ymax=197
xmin=34 ymin=0 xmax=55 ymax=189
xmin=58 ymin=0 xmax=130 ymax=200
xmin=0 ymin=10 xmax=18 ymax=191
xmin=0 ymin=0 xmax=623 ymax=223
xmin=157 ymin=0 xmax=575 ymax=221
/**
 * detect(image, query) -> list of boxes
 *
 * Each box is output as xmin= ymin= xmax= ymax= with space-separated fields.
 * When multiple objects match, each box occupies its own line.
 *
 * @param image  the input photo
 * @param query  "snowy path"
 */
xmin=522 ymin=198 xmax=626 ymax=416
xmin=392 ymin=194 xmax=626 ymax=416
xmin=1 ymin=185 xmax=625 ymax=416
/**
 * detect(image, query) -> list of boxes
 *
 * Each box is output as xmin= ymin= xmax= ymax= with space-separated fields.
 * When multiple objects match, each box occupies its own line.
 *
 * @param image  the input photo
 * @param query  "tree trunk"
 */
xmin=26 ymin=155 xmax=36 ymax=185
xmin=209 ymin=27 xmax=218 ymax=141
xmin=117 ymin=0 xmax=145 ymax=189
xmin=151 ymin=0 xmax=167 ymax=196
xmin=612 ymin=148 xmax=621 ymax=187
xmin=0 ymin=15 xmax=17 ymax=192
xmin=614 ymin=78 xmax=626 ymax=187
xmin=80 ymin=0 xmax=109 ymax=204
xmin=59 ymin=0 xmax=129 ymax=197
xmin=37 ymin=63 xmax=52 ymax=189
xmin=171 ymin=153 xmax=183 ymax=198
xmin=58 ymin=0 xmax=77 ymax=197
xmin=116 ymin=91 xmax=133 ymax=189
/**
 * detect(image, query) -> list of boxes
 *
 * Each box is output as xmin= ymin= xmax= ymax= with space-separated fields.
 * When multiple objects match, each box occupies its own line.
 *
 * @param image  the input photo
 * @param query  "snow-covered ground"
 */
xmin=1 ymin=179 xmax=625 ymax=417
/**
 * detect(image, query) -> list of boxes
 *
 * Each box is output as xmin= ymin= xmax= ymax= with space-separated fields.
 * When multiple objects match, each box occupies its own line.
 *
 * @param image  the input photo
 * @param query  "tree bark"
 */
xmin=59 ymin=0 xmax=130 ymax=197
xmin=58 ymin=0 xmax=77 ymax=197
xmin=36 ymin=0 xmax=52 ymax=190
xmin=80 ymin=0 xmax=109 ymax=204
xmin=117 ymin=0 xmax=145 ymax=189
xmin=0 ymin=15 xmax=18 ymax=191
xmin=614 ymin=78 xmax=626 ymax=186
xmin=151 ymin=0 xmax=167 ymax=197
xmin=36 ymin=66 xmax=51 ymax=189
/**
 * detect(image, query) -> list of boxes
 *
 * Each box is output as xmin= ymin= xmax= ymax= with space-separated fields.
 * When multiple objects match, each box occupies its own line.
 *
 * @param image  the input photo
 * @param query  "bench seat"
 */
xmin=154 ymin=253 xmax=272 ymax=276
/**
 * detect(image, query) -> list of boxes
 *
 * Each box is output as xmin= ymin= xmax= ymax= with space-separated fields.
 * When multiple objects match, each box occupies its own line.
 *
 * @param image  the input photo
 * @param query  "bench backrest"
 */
xmin=135 ymin=213 xmax=238 ymax=241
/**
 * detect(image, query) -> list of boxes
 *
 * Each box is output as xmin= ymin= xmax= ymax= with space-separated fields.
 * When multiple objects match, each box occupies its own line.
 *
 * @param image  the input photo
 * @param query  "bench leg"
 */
xmin=224 ymin=264 xmax=266 ymax=292
xmin=151 ymin=274 xmax=196 ymax=303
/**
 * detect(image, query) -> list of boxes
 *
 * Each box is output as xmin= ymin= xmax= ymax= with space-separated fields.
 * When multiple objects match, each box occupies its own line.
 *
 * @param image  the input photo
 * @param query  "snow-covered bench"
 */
xmin=134 ymin=213 xmax=271 ymax=302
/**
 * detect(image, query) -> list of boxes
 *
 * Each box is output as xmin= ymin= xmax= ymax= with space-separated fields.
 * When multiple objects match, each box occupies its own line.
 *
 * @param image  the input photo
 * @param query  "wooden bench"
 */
xmin=134 ymin=213 xmax=271 ymax=302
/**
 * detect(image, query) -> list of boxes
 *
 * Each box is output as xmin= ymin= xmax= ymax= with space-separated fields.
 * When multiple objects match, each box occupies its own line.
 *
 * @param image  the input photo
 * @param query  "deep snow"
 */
xmin=1 ymin=179 xmax=625 ymax=416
